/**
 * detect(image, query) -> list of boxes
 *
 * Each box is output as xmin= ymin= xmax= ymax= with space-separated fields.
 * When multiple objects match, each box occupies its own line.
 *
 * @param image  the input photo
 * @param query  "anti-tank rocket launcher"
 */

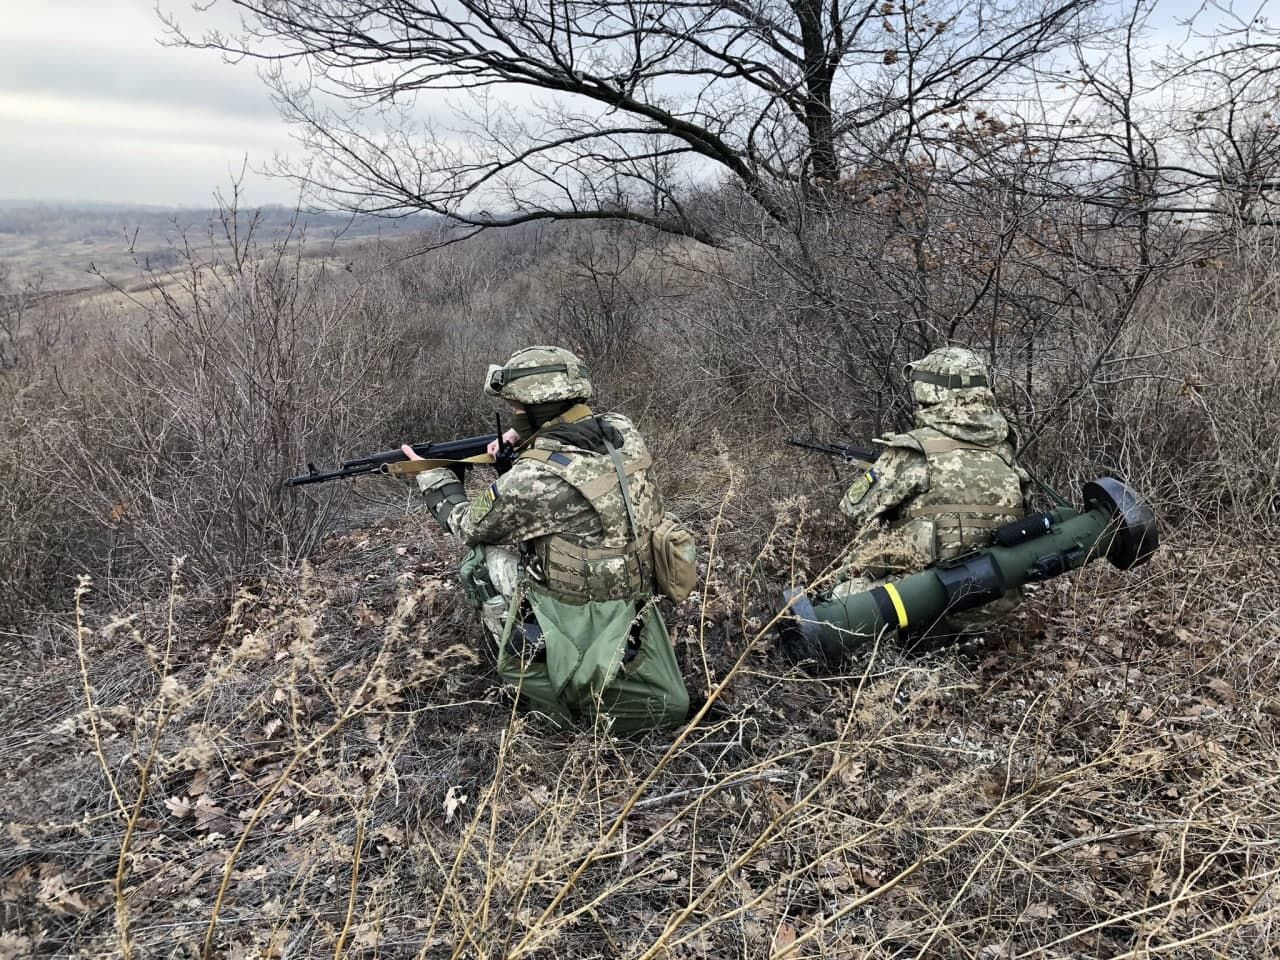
xmin=778 ymin=477 xmax=1159 ymax=665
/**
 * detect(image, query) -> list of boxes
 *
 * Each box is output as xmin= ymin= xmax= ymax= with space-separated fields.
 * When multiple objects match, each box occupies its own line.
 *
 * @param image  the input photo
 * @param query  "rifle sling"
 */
xmin=383 ymin=454 xmax=495 ymax=478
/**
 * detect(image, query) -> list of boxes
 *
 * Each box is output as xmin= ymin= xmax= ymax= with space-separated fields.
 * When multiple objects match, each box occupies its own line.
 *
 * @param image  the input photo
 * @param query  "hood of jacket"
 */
xmin=913 ymin=392 xmax=1012 ymax=447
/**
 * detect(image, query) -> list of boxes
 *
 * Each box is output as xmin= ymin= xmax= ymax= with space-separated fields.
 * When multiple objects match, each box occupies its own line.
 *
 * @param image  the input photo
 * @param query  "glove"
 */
xmin=416 ymin=467 xmax=467 ymax=532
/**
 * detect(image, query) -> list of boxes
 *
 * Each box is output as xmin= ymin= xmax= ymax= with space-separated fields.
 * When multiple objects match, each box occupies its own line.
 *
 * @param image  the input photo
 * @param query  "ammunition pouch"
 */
xmin=652 ymin=514 xmax=698 ymax=602
xmin=536 ymin=535 xmax=650 ymax=603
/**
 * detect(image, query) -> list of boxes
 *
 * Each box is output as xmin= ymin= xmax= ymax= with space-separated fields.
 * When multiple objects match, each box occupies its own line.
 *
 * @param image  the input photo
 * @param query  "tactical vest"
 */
xmin=888 ymin=427 xmax=1024 ymax=564
xmin=518 ymin=414 xmax=663 ymax=603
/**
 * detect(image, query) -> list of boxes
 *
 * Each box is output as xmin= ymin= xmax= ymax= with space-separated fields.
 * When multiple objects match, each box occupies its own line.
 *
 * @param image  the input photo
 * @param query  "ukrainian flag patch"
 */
xmin=470 ymin=481 xmax=499 ymax=522
xmin=845 ymin=468 xmax=879 ymax=504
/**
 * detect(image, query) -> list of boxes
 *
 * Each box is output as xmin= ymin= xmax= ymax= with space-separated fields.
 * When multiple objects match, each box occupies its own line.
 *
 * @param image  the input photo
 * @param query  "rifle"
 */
xmin=787 ymin=437 xmax=881 ymax=466
xmin=285 ymin=432 xmax=510 ymax=487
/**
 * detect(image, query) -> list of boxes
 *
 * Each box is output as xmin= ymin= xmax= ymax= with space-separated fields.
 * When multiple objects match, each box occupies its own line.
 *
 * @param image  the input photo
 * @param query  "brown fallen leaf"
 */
xmin=36 ymin=873 xmax=89 ymax=915
xmin=194 ymin=795 xmax=228 ymax=831
xmin=376 ymin=824 xmax=405 ymax=845
xmin=0 ymin=932 xmax=34 ymax=960
xmin=1207 ymin=677 xmax=1235 ymax=703
xmin=1021 ymin=901 xmax=1058 ymax=919
xmin=772 ymin=922 xmax=797 ymax=950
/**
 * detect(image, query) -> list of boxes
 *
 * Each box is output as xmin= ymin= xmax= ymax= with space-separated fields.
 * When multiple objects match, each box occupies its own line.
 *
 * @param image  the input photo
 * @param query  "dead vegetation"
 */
xmin=2 ymin=173 xmax=1280 ymax=957
xmin=2 ymin=497 xmax=1277 ymax=958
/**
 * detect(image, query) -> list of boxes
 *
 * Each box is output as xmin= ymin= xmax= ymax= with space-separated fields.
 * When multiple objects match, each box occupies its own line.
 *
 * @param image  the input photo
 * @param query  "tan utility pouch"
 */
xmin=652 ymin=514 xmax=698 ymax=602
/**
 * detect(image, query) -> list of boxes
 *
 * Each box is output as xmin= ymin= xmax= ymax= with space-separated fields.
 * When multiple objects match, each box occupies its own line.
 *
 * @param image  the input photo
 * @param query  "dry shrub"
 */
xmin=4 ymin=188 xmax=1280 ymax=958
xmin=0 ymin=286 xmax=102 ymax=623
xmin=47 ymin=207 xmax=402 ymax=602
xmin=3 ymin=495 xmax=1277 ymax=959
xmin=0 ymin=383 xmax=85 ymax=624
xmin=0 ymin=204 xmax=554 ymax=616
xmin=1028 ymin=239 xmax=1280 ymax=533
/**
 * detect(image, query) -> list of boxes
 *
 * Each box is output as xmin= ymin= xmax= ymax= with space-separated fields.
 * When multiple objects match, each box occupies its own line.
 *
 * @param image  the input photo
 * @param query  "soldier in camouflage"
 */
xmin=406 ymin=346 xmax=689 ymax=734
xmin=832 ymin=346 xmax=1031 ymax=639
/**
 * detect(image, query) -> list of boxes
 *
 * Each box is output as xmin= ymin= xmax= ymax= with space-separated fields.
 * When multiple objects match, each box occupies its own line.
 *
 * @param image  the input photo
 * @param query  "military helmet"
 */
xmin=484 ymin=345 xmax=593 ymax=404
xmin=906 ymin=346 xmax=992 ymax=406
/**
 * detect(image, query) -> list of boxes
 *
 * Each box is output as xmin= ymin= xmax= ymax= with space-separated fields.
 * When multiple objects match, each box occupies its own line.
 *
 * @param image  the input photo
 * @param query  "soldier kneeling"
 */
xmin=406 ymin=346 xmax=689 ymax=734
xmin=830 ymin=346 xmax=1032 ymax=645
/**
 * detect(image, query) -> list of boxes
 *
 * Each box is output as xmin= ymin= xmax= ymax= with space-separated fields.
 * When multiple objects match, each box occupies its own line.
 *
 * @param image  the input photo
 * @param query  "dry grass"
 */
xmin=3 ymin=204 xmax=1280 ymax=958
xmin=2 ymin=492 xmax=1278 ymax=958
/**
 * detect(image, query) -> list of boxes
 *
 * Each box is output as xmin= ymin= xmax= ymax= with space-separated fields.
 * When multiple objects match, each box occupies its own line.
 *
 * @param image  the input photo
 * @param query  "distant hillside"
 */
xmin=0 ymin=203 xmax=438 ymax=291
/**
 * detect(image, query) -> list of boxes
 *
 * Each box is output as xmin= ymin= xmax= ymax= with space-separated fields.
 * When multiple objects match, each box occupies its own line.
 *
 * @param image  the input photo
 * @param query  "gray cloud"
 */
xmin=4 ymin=124 xmax=300 ymax=207
xmin=0 ymin=45 xmax=279 ymax=122
xmin=0 ymin=0 xmax=297 ymax=205
xmin=2 ymin=1 xmax=278 ymax=121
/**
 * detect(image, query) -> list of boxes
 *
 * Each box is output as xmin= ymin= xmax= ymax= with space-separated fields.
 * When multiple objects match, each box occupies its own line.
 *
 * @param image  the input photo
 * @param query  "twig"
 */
xmin=631 ymin=769 xmax=792 ymax=811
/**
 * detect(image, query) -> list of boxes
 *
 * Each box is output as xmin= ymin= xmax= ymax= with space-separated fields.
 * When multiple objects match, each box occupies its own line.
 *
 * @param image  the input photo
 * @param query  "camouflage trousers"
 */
xmin=458 ymin=545 xmax=521 ymax=645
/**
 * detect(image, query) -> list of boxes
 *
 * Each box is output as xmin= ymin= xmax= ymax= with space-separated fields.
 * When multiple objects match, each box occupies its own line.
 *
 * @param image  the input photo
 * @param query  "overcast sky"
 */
xmin=1 ymin=0 xmax=297 ymax=207
xmin=0 ymin=0 xmax=1234 ymax=210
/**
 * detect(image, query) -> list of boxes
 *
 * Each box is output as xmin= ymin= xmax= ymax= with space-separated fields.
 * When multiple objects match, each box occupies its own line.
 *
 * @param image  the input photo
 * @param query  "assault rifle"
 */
xmin=285 ymin=432 xmax=512 ymax=487
xmin=787 ymin=437 xmax=881 ymax=466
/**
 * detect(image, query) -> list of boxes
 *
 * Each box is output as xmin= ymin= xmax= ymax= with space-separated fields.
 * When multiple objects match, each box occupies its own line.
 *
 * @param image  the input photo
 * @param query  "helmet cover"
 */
xmin=907 ymin=346 xmax=992 ymax=406
xmin=484 ymin=345 xmax=593 ymax=404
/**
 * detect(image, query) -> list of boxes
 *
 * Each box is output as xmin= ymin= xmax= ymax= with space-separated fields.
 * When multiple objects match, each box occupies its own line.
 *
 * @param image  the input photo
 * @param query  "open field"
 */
xmin=0 ymin=203 xmax=429 ymax=292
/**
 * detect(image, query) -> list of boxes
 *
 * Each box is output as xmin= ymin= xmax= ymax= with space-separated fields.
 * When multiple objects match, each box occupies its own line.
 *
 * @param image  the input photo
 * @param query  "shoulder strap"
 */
xmin=880 ymin=432 xmax=924 ymax=453
xmin=917 ymin=436 xmax=987 ymax=454
xmin=603 ymin=435 xmax=639 ymax=537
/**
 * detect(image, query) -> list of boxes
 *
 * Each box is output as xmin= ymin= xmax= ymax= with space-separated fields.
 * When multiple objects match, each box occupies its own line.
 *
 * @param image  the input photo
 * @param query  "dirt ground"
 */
xmin=2 ymin=504 xmax=1277 ymax=959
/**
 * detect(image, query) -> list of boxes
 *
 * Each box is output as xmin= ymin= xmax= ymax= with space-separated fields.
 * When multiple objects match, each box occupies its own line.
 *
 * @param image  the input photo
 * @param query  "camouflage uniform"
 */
xmin=833 ymin=347 xmax=1031 ymax=637
xmin=415 ymin=347 xmax=689 ymax=734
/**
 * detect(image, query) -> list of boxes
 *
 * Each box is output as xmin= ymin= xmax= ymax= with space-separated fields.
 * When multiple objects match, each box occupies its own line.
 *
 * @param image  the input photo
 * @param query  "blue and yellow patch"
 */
xmin=470 ymin=481 xmax=499 ymax=522
xmin=844 ymin=468 xmax=879 ymax=505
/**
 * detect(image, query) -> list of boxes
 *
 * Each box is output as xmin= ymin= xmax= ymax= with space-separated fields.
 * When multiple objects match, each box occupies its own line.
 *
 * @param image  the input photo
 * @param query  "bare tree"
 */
xmin=1171 ymin=3 xmax=1280 ymax=230
xmin=656 ymin=1 xmax=1235 ymax=447
xmin=167 ymin=0 xmax=1097 ymax=242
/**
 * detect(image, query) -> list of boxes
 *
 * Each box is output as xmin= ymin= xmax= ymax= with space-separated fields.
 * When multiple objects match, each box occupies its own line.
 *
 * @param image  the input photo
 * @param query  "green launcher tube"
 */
xmin=778 ymin=477 xmax=1158 ymax=664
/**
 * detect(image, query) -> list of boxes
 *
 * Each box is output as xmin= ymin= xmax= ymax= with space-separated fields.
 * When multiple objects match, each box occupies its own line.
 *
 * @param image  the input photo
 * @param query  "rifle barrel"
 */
xmin=287 ymin=432 xmax=502 ymax=487
xmin=284 ymin=463 xmax=378 ymax=487
xmin=787 ymin=436 xmax=880 ymax=464
xmin=342 ymin=433 xmax=499 ymax=469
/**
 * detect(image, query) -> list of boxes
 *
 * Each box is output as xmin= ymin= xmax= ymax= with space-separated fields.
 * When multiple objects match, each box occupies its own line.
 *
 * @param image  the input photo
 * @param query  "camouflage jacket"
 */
xmin=436 ymin=408 xmax=664 ymax=601
xmin=839 ymin=394 xmax=1029 ymax=574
